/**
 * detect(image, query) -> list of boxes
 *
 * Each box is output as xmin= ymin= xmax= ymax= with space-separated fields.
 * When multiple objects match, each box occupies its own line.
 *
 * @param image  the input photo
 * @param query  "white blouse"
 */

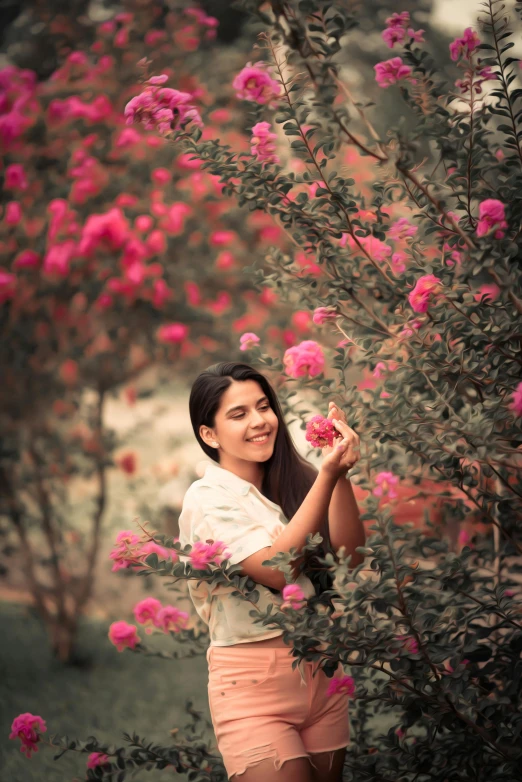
xmin=177 ymin=461 xmax=316 ymax=646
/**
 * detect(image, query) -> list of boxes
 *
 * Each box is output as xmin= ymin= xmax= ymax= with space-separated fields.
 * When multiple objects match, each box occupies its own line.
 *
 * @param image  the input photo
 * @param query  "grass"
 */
xmin=0 ymin=602 xmax=213 ymax=782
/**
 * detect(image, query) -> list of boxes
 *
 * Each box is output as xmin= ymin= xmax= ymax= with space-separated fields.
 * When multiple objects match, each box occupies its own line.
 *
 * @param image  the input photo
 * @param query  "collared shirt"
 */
xmin=177 ymin=460 xmax=316 ymax=648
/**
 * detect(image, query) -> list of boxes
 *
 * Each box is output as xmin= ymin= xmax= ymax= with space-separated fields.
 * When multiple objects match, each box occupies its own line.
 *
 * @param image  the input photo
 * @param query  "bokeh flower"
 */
xmin=9 ymin=713 xmax=47 ymax=758
xmin=283 ymin=340 xmax=325 ymax=379
xmin=108 ymin=621 xmax=140 ymax=652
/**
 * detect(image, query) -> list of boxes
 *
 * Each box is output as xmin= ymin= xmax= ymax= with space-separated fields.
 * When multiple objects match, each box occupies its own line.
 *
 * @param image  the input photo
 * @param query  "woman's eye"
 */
xmin=233 ymin=405 xmax=270 ymax=419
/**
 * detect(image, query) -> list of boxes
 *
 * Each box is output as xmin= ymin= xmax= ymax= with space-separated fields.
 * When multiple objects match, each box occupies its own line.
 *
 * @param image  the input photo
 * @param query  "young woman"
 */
xmin=178 ymin=361 xmax=364 ymax=782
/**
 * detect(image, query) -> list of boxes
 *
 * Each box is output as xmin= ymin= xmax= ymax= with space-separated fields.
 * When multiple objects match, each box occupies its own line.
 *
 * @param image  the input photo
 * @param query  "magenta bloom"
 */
xmin=305 ymin=414 xmax=341 ymax=449
xmin=5 ymin=164 xmax=28 ymax=190
xmin=239 ymin=332 xmax=260 ymax=351
xmin=109 ymin=529 xmax=145 ymax=572
xmin=280 ymin=584 xmax=306 ymax=610
xmin=42 ymin=240 xmax=76 ymax=277
xmin=79 ymin=207 xmax=130 ymax=256
xmin=283 ymin=340 xmax=325 ymax=379
xmin=157 ymin=322 xmax=189 ymax=344
xmin=476 ymin=199 xmax=508 ymax=239
xmin=408 ymin=274 xmax=443 ymax=313
xmin=87 ymin=752 xmax=111 ymax=769
xmin=251 ymin=121 xmax=279 ymax=165
xmin=326 ymin=675 xmax=355 ymax=697
xmin=449 ymin=27 xmax=481 ymax=61
xmin=313 ymin=306 xmax=338 ymax=325
xmin=108 ymin=620 xmax=140 ymax=652
xmin=155 ymin=605 xmax=190 ymax=633
xmin=133 ymin=597 xmax=162 ymax=633
xmin=233 ymin=62 xmax=281 ymax=105
xmin=374 ymin=57 xmax=416 ymax=88
xmin=509 ymin=382 xmax=522 ymax=416
xmin=0 ymin=269 xmax=16 ymax=303
xmin=9 ymin=713 xmax=47 ymax=758
xmin=373 ymin=471 xmax=399 ymax=500
xmin=189 ymin=540 xmax=231 ymax=569
xmin=124 ymin=86 xmax=203 ymax=135
xmin=140 ymin=540 xmax=178 ymax=564
xmin=382 ymin=12 xmax=424 ymax=48
xmin=13 ymin=250 xmax=40 ymax=269
xmin=396 ymin=634 xmax=419 ymax=654
xmin=389 ymin=217 xmax=417 ymax=240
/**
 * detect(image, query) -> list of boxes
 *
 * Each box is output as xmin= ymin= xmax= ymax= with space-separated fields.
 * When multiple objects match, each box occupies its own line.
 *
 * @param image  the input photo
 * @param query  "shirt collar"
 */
xmin=202 ymin=461 xmax=286 ymax=516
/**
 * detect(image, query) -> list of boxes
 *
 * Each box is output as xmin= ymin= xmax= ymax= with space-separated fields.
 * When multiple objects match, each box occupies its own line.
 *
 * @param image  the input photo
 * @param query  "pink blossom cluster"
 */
xmin=184 ymin=6 xmax=219 ymax=40
xmin=9 ymin=713 xmax=47 ymax=758
xmin=455 ymin=64 xmax=497 ymax=95
xmin=133 ymin=597 xmax=190 ymax=634
xmin=251 ymin=121 xmax=279 ymax=165
xmin=381 ymin=11 xmax=425 ymax=49
xmin=449 ymin=27 xmax=481 ymax=62
xmin=108 ymin=620 xmax=141 ymax=652
xmin=388 ymin=217 xmax=418 ymax=241
xmin=408 ymin=274 xmax=443 ymax=313
xmin=340 ymin=232 xmax=392 ymax=262
xmin=372 ymin=471 xmax=400 ymax=500
xmin=374 ymin=57 xmax=417 ymax=88
xmin=0 ymin=66 xmax=37 ymax=147
xmin=0 ymin=269 xmax=17 ymax=304
xmin=5 ymin=164 xmax=28 ymax=191
xmin=239 ymin=332 xmax=261 ymax=350
xmin=109 ymin=530 xmax=179 ymax=573
xmin=305 ymin=414 xmax=342 ymax=449
xmin=280 ymin=583 xmax=306 ymax=610
xmin=48 ymin=95 xmax=112 ymax=124
xmin=124 ymin=75 xmax=203 ymax=135
xmin=476 ymin=199 xmax=508 ymax=239
xmin=326 ymin=674 xmax=356 ymax=697
xmin=283 ymin=340 xmax=325 ymax=378
xmin=396 ymin=634 xmax=419 ymax=654
xmin=313 ymin=306 xmax=338 ymax=325
xmin=188 ymin=539 xmax=231 ymax=569
xmin=233 ymin=62 xmax=281 ymax=106
xmin=157 ymin=323 xmax=189 ymax=344
xmin=87 ymin=752 xmax=111 ymax=769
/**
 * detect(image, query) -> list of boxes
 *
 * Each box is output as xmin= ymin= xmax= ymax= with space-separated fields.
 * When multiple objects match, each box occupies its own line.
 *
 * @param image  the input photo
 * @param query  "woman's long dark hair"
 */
xmin=188 ymin=361 xmax=335 ymax=598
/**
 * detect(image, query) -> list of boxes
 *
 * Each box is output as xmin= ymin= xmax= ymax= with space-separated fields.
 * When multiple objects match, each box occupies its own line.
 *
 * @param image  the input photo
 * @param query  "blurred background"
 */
xmin=1 ymin=1 xmax=516 ymax=780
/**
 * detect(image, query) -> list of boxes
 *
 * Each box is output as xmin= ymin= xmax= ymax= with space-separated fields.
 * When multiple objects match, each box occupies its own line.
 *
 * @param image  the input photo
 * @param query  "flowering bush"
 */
xmin=6 ymin=0 xmax=522 ymax=780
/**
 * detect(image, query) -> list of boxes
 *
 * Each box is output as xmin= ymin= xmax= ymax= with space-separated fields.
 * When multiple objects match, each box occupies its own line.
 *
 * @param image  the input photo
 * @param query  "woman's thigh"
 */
xmin=229 ymin=755 xmax=315 ymax=782
xmin=309 ymin=746 xmax=347 ymax=782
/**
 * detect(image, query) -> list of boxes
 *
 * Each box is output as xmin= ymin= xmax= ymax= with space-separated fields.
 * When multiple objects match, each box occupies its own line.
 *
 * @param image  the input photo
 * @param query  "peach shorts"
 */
xmin=206 ymin=645 xmax=350 ymax=779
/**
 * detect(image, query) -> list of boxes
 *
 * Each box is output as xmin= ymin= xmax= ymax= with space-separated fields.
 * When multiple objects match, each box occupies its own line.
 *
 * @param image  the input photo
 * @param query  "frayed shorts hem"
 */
xmin=228 ymin=743 xmax=347 ymax=778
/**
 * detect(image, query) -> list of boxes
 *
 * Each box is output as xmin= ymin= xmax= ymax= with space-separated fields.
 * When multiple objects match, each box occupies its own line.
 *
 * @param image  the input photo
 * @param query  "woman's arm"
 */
xmin=328 ymin=475 xmax=366 ymax=567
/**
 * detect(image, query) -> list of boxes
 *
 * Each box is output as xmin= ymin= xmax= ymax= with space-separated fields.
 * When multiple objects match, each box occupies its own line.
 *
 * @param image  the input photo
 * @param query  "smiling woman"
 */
xmin=183 ymin=361 xmax=362 ymax=781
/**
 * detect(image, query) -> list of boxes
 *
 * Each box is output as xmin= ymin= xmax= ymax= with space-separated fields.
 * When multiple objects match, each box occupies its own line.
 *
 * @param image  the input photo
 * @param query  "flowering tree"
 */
xmin=0 ymin=1 xmax=308 ymax=662
xmin=7 ymin=0 xmax=522 ymax=780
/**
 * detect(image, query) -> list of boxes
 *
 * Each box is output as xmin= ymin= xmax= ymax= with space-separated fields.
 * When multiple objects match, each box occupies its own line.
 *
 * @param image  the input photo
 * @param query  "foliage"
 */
xmin=6 ymin=0 xmax=522 ymax=780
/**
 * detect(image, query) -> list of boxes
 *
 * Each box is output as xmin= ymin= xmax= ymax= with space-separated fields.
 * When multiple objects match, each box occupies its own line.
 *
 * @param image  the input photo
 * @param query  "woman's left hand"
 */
xmin=321 ymin=401 xmax=348 ymax=456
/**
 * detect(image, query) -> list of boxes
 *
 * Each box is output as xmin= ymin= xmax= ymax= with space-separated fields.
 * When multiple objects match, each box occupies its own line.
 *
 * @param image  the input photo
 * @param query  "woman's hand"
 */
xmin=320 ymin=404 xmax=361 ymax=478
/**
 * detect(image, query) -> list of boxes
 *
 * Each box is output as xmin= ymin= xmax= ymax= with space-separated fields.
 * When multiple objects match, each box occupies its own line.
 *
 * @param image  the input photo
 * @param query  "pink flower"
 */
xmin=9 ymin=713 xmax=47 ymax=758
xmin=135 ymin=215 xmax=153 ymax=232
xmin=152 ymin=278 xmax=171 ymax=308
xmin=283 ymin=340 xmax=325 ymax=379
xmin=389 ymin=217 xmax=418 ymax=240
xmin=13 ymin=250 xmax=40 ymax=269
xmin=0 ymin=269 xmax=16 ymax=303
xmin=152 ymin=167 xmax=171 ymax=185
xmin=233 ymin=62 xmax=281 ymax=106
xmin=157 ymin=322 xmax=189 ymax=344
xmin=458 ymin=529 xmax=473 ymax=549
xmin=43 ymin=241 xmax=75 ymax=277
xmin=449 ymin=28 xmax=481 ymax=61
xmin=116 ymin=127 xmax=142 ymax=148
xmin=476 ymin=199 xmax=508 ymax=239
xmin=313 ymin=307 xmax=338 ymax=325
xmin=133 ymin=597 xmax=162 ymax=633
xmin=408 ymin=274 xmax=443 ymax=313
xmin=305 ymin=414 xmax=341 ymax=449
xmin=251 ymin=121 xmax=279 ymax=165
xmin=374 ymin=57 xmax=416 ymax=88
xmin=109 ymin=529 xmax=145 ymax=572
xmin=326 ymin=674 xmax=355 ymax=697
xmin=116 ymin=451 xmax=138 ymax=475
xmin=189 ymin=540 xmax=231 ymax=569
xmin=396 ymin=634 xmax=419 ymax=654
xmin=108 ymin=620 xmax=140 ymax=652
xmin=509 ymin=381 xmax=522 ymax=416
xmin=87 ymin=752 xmax=111 ymax=769
xmin=473 ymin=283 xmax=500 ymax=303
xmin=210 ymin=229 xmax=237 ymax=246
xmin=391 ymin=251 xmax=407 ymax=273
xmin=280 ymin=584 xmax=306 ymax=610
xmin=5 ymin=164 xmax=28 ymax=190
xmin=5 ymin=201 xmax=22 ymax=225
xmin=124 ymin=86 xmax=203 ymax=134
xmin=382 ymin=12 xmax=424 ymax=48
xmin=155 ymin=605 xmax=190 ymax=633
xmin=79 ymin=208 xmax=130 ymax=255
xmin=139 ymin=540 xmax=179 ymax=565
xmin=382 ymin=27 xmax=406 ymax=48
xmin=373 ymin=471 xmax=399 ymax=500
xmin=386 ymin=11 xmax=410 ymax=27
xmin=239 ymin=332 xmax=260 ymax=351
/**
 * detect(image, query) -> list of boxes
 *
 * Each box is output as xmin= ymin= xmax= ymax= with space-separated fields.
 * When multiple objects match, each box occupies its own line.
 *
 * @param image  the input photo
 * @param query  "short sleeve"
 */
xmin=195 ymin=485 xmax=273 ymax=566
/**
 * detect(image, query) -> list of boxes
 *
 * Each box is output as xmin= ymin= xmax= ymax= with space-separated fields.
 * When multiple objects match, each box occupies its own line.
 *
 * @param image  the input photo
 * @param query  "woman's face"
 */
xmin=200 ymin=379 xmax=279 ymax=463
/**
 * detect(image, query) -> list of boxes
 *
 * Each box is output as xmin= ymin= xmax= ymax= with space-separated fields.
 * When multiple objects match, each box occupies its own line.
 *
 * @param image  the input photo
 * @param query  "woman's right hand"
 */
xmin=320 ymin=418 xmax=361 ymax=479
